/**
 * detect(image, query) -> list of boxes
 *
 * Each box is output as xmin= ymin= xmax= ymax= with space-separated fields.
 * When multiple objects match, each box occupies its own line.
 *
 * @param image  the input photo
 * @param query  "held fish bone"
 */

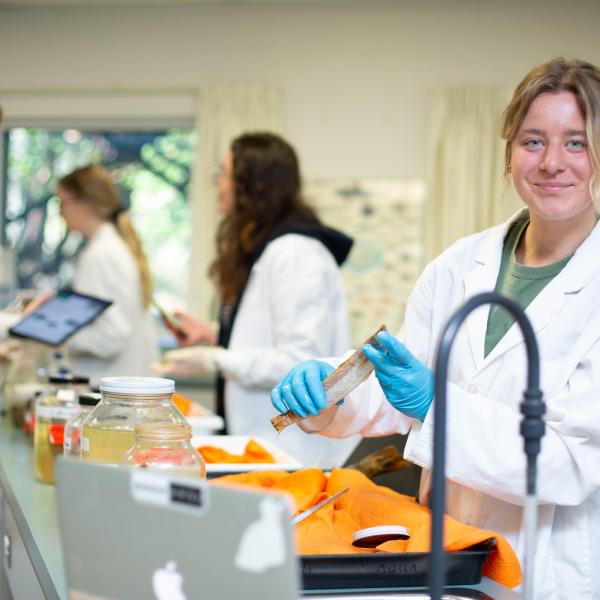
xmin=270 ymin=325 xmax=387 ymax=432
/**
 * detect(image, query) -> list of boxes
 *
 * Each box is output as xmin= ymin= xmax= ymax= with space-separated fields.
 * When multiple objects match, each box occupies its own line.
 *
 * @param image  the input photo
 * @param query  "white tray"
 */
xmin=191 ymin=434 xmax=302 ymax=474
xmin=185 ymin=414 xmax=225 ymax=434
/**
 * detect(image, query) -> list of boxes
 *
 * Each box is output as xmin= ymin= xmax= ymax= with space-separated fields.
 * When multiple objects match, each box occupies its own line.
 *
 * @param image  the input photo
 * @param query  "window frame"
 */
xmin=0 ymin=89 xmax=198 ymax=294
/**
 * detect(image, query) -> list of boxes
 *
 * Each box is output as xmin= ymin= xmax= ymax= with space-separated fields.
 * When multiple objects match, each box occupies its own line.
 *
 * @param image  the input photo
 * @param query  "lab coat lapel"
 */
xmin=483 ymin=216 xmax=600 ymax=365
xmin=484 ymin=275 xmax=566 ymax=364
xmin=461 ymin=216 xmax=514 ymax=371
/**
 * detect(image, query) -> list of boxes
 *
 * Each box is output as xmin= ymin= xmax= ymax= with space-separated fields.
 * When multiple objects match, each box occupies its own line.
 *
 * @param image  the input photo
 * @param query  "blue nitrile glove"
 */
xmin=362 ymin=330 xmax=434 ymax=421
xmin=271 ymin=360 xmax=335 ymax=419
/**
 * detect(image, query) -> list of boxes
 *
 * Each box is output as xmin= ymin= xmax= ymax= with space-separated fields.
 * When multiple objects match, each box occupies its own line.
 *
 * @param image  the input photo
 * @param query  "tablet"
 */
xmin=9 ymin=289 xmax=113 ymax=347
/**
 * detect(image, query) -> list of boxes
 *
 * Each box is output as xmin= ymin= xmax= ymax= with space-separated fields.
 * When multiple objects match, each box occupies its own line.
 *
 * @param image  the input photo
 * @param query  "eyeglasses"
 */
xmin=212 ymin=164 xmax=231 ymax=184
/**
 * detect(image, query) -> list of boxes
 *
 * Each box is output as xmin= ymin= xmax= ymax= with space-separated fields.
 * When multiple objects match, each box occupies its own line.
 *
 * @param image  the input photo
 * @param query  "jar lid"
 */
xmin=351 ymin=525 xmax=411 ymax=548
xmin=48 ymin=373 xmax=90 ymax=385
xmin=78 ymin=393 xmax=102 ymax=407
xmin=100 ymin=376 xmax=175 ymax=395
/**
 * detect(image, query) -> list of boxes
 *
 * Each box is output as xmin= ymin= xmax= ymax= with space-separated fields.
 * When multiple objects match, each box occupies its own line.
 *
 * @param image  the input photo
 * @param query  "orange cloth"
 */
xmin=214 ymin=468 xmax=522 ymax=588
xmin=172 ymin=392 xmax=193 ymax=416
xmin=197 ymin=439 xmax=276 ymax=464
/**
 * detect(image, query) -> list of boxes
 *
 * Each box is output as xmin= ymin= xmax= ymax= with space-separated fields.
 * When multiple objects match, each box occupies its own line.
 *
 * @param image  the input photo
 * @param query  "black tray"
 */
xmin=300 ymin=539 xmax=496 ymax=591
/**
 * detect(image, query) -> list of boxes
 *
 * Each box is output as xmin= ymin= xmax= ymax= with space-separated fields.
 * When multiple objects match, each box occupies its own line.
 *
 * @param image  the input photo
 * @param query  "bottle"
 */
xmin=119 ymin=423 xmax=206 ymax=479
xmin=33 ymin=373 xmax=90 ymax=484
xmin=63 ymin=393 xmax=101 ymax=458
xmin=81 ymin=377 xmax=187 ymax=465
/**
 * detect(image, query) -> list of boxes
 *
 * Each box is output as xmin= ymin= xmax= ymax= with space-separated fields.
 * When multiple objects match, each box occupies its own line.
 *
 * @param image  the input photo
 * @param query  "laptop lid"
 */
xmin=55 ymin=458 xmax=300 ymax=600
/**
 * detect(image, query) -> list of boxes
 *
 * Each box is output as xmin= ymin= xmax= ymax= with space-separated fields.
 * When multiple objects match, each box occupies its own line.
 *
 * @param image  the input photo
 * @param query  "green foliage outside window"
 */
xmin=3 ymin=128 xmax=196 ymax=301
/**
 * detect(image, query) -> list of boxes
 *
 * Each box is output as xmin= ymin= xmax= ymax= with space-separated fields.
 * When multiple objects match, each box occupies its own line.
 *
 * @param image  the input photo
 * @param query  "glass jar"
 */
xmin=119 ymin=423 xmax=206 ymax=479
xmin=81 ymin=377 xmax=187 ymax=465
xmin=33 ymin=374 xmax=91 ymax=484
xmin=63 ymin=393 xmax=101 ymax=458
xmin=23 ymin=390 xmax=44 ymax=439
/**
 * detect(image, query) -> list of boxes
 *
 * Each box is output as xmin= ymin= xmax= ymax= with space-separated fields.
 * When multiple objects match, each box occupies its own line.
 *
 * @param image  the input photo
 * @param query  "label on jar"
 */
xmin=81 ymin=436 xmax=90 ymax=452
xmin=36 ymin=405 xmax=79 ymax=421
xmin=130 ymin=470 xmax=209 ymax=516
xmin=57 ymin=389 xmax=77 ymax=403
xmin=48 ymin=424 xmax=66 ymax=446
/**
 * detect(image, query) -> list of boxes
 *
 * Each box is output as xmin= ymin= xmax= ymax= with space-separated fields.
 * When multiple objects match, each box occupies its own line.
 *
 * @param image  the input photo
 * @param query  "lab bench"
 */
xmin=0 ymin=421 xmax=517 ymax=600
xmin=0 ymin=422 xmax=65 ymax=599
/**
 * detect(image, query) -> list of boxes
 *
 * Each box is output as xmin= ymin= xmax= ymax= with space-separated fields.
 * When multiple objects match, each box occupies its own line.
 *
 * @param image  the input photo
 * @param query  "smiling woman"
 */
xmin=270 ymin=57 xmax=600 ymax=600
xmin=501 ymin=60 xmax=600 ymax=266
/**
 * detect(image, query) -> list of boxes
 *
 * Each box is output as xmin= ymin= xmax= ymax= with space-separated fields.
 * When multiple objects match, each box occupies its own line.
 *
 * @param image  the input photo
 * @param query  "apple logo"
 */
xmin=234 ymin=497 xmax=287 ymax=573
xmin=152 ymin=560 xmax=187 ymax=600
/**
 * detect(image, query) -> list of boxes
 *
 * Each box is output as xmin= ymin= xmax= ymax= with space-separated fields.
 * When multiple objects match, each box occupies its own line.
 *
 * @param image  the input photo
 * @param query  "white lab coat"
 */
xmin=217 ymin=233 xmax=361 ymax=469
xmin=0 ymin=312 xmax=18 ymax=341
xmin=66 ymin=223 xmax=158 ymax=385
xmin=310 ymin=209 xmax=600 ymax=599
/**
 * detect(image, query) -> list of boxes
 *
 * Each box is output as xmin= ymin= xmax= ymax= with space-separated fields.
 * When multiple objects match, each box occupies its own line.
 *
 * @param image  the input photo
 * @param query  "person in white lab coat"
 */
xmin=56 ymin=165 xmax=158 ymax=384
xmin=156 ymin=132 xmax=360 ymax=468
xmin=272 ymin=58 xmax=600 ymax=599
xmin=0 ymin=104 xmax=17 ymax=340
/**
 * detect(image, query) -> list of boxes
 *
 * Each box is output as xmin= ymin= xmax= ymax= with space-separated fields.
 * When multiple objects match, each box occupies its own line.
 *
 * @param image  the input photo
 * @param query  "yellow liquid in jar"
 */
xmin=81 ymin=426 xmax=136 ymax=465
xmin=33 ymin=421 xmax=63 ymax=484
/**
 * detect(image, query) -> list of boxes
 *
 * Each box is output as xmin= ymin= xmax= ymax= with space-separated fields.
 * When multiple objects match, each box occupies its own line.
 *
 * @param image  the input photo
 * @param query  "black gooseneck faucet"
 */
xmin=429 ymin=292 xmax=546 ymax=600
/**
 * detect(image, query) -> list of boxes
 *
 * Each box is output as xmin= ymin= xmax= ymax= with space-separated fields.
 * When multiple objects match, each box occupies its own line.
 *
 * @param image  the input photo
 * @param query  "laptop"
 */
xmin=55 ymin=458 xmax=300 ymax=600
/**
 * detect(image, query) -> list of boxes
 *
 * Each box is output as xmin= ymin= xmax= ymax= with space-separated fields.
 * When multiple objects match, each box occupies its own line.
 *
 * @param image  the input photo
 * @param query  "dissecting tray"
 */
xmin=301 ymin=540 xmax=496 ymax=592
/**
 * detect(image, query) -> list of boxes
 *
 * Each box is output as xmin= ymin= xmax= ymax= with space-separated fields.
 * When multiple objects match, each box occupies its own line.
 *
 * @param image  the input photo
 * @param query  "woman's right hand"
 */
xmin=271 ymin=360 xmax=334 ymax=418
xmin=168 ymin=311 xmax=218 ymax=347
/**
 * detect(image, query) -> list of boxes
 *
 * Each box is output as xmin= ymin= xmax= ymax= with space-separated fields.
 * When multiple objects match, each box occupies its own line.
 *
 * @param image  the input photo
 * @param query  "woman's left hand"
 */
xmin=153 ymin=346 xmax=224 ymax=377
xmin=170 ymin=311 xmax=218 ymax=347
xmin=362 ymin=330 xmax=434 ymax=421
xmin=22 ymin=289 xmax=55 ymax=317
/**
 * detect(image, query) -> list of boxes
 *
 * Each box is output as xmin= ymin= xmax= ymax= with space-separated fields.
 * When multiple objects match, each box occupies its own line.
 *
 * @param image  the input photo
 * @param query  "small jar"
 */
xmin=81 ymin=377 xmax=187 ymax=465
xmin=63 ymin=393 xmax=102 ymax=458
xmin=33 ymin=374 xmax=91 ymax=484
xmin=119 ymin=423 xmax=206 ymax=479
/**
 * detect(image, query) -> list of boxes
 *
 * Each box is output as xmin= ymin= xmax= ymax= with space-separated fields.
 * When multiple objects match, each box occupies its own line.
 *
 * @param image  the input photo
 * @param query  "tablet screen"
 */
xmin=9 ymin=290 xmax=113 ymax=346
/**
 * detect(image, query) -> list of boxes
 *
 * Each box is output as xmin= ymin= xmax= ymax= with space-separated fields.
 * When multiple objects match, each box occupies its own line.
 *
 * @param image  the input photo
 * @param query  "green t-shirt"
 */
xmin=484 ymin=218 xmax=572 ymax=357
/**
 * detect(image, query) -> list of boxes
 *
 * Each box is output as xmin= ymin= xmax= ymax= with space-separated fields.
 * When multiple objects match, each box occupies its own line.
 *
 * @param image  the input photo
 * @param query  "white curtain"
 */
xmin=187 ymin=84 xmax=282 ymax=320
xmin=424 ymin=86 xmax=522 ymax=263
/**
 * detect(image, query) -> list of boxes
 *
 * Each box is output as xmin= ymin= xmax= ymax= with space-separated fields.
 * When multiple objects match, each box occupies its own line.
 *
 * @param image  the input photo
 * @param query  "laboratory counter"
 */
xmin=0 ymin=421 xmax=517 ymax=600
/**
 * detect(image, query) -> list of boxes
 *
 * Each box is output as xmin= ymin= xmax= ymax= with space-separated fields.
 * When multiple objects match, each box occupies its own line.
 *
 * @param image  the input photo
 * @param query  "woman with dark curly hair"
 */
xmin=157 ymin=132 xmax=359 ymax=468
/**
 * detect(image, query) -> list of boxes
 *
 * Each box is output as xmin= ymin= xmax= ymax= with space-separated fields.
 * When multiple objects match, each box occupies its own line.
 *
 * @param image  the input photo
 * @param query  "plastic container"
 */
xmin=81 ymin=377 xmax=187 ymax=465
xmin=352 ymin=525 xmax=411 ymax=548
xmin=33 ymin=374 xmax=91 ymax=484
xmin=119 ymin=423 xmax=206 ymax=479
xmin=63 ymin=393 xmax=102 ymax=458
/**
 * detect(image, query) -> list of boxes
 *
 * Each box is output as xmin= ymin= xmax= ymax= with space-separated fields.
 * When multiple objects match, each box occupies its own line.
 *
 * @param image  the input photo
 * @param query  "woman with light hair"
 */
xmin=56 ymin=165 xmax=157 ymax=383
xmin=273 ymin=57 xmax=600 ymax=598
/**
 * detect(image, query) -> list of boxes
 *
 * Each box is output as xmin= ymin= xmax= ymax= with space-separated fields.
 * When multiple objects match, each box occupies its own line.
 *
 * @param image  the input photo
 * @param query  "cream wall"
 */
xmin=0 ymin=0 xmax=599 ymax=178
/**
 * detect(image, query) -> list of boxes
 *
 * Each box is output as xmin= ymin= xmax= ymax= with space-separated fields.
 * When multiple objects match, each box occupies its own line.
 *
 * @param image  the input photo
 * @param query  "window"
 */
xmin=2 ymin=127 xmax=196 ymax=303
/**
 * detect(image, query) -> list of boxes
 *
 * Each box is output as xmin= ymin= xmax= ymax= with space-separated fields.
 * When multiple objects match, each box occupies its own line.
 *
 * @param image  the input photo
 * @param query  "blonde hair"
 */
xmin=58 ymin=165 xmax=153 ymax=308
xmin=501 ymin=57 xmax=600 ymax=204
